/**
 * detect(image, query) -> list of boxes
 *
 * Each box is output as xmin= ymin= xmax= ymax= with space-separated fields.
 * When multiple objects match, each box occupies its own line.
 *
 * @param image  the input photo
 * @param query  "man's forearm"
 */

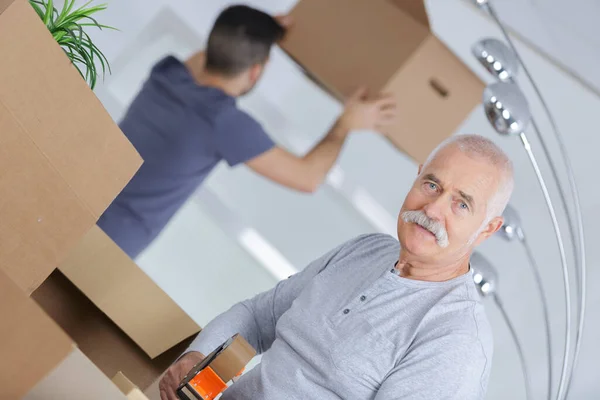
xmin=300 ymin=121 xmax=350 ymax=191
xmin=186 ymin=301 xmax=268 ymax=358
xmin=184 ymin=239 xmax=351 ymax=358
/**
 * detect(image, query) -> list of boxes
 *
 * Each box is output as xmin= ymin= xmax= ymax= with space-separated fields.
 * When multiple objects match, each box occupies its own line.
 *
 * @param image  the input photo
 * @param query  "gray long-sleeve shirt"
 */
xmin=186 ymin=233 xmax=493 ymax=399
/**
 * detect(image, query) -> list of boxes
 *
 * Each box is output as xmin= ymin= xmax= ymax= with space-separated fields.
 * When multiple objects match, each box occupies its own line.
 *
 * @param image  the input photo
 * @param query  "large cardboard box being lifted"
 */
xmin=280 ymin=0 xmax=485 ymax=163
xmin=0 ymin=0 xmax=142 ymax=294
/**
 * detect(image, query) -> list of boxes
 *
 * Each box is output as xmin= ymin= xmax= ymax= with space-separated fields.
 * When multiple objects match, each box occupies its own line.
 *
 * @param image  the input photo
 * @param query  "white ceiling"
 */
xmin=465 ymin=0 xmax=600 ymax=96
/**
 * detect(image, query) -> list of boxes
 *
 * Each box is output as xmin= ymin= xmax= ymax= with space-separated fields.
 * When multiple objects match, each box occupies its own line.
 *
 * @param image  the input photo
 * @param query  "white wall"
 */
xmin=78 ymin=0 xmax=600 ymax=398
xmin=480 ymin=0 xmax=600 ymax=95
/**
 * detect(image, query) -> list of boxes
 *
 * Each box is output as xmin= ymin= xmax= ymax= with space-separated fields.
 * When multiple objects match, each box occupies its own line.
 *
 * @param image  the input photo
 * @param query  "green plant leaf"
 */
xmin=29 ymin=1 xmax=45 ymax=20
xmin=79 ymin=23 xmax=118 ymax=31
xmin=83 ymin=30 xmax=109 ymax=76
xmin=42 ymin=0 xmax=53 ymax=25
xmin=30 ymin=0 xmax=115 ymax=89
xmin=58 ymin=0 xmax=76 ymax=23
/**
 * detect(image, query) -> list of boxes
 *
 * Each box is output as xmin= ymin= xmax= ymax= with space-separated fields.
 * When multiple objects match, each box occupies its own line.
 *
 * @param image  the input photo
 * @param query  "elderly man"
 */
xmin=159 ymin=134 xmax=514 ymax=400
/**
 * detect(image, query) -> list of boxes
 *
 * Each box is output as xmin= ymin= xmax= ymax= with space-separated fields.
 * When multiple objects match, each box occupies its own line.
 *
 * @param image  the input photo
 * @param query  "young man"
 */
xmin=98 ymin=5 xmax=397 ymax=259
xmin=159 ymin=134 xmax=514 ymax=400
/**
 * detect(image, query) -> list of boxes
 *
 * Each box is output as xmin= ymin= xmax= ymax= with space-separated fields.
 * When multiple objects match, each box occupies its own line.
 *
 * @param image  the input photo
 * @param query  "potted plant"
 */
xmin=29 ymin=0 xmax=115 ymax=89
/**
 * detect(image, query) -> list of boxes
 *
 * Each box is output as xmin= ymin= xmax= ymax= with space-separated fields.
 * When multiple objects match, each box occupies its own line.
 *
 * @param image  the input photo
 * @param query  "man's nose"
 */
xmin=423 ymin=196 xmax=446 ymax=222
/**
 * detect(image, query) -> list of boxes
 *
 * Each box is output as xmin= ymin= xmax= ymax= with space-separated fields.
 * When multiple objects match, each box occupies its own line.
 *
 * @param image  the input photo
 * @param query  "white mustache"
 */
xmin=401 ymin=210 xmax=449 ymax=248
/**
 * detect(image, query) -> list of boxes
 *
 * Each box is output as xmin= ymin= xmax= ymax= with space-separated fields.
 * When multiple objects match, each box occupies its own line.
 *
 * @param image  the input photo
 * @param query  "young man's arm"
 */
xmin=245 ymin=88 xmax=397 ymax=193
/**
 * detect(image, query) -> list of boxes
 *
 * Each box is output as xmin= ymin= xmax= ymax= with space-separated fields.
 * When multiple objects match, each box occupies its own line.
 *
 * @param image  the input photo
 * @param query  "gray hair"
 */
xmin=422 ymin=134 xmax=514 ymax=222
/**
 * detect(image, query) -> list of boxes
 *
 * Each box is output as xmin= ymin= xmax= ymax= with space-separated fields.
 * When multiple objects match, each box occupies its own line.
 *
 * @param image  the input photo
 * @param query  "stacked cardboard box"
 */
xmin=280 ymin=0 xmax=485 ymax=163
xmin=0 ymin=0 xmax=201 ymax=398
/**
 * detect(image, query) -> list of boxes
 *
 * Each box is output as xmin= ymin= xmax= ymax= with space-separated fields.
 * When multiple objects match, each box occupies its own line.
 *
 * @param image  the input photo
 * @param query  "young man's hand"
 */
xmin=159 ymin=351 xmax=205 ymax=400
xmin=274 ymin=14 xmax=294 ymax=29
xmin=339 ymin=87 xmax=398 ymax=133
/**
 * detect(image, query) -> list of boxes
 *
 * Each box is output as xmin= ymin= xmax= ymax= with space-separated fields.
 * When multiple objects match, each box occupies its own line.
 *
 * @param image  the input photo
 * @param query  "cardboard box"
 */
xmin=32 ymin=269 xmax=198 ymax=390
xmin=24 ymin=349 xmax=129 ymax=400
xmin=0 ymin=268 xmax=73 ymax=399
xmin=112 ymin=372 xmax=151 ymax=400
xmin=31 ymin=224 xmax=201 ymax=388
xmin=3 ymin=222 xmax=199 ymax=392
xmin=0 ymin=0 xmax=142 ymax=294
xmin=31 ymin=224 xmax=201 ymax=390
xmin=280 ymin=0 xmax=485 ymax=163
xmin=58 ymin=225 xmax=201 ymax=359
xmin=0 ymin=267 xmax=140 ymax=399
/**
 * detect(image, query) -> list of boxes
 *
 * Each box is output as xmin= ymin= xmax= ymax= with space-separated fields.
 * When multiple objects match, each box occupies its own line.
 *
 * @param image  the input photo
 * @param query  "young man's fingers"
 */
xmin=375 ymin=96 xmax=397 ymax=109
xmin=379 ymin=110 xmax=398 ymax=120
xmin=348 ymin=86 xmax=369 ymax=102
xmin=275 ymin=14 xmax=294 ymax=28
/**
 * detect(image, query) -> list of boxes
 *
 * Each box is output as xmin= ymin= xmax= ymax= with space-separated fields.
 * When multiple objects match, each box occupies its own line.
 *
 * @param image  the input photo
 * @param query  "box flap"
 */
xmin=143 ymin=378 xmax=162 ymax=400
xmin=280 ymin=0 xmax=429 ymax=99
xmin=58 ymin=225 xmax=201 ymax=359
xmin=0 ymin=1 xmax=142 ymax=216
xmin=0 ymin=0 xmax=15 ymax=15
xmin=0 ymin=269 xmax=74 ymax=399
xmin=112 ymin=372 xmax=139 ymax=395
xmin=387 ymin=0 xmax=430 ymax=29
xmin=24 ymin=348 xmax=129 ymax=400
xmin=32 ymin=270 xmax=199 ymax=390
xmin=112 ymin=372 xmax=150 ymax=399
xmin=0 ymin=0 xmax=142 ymax=294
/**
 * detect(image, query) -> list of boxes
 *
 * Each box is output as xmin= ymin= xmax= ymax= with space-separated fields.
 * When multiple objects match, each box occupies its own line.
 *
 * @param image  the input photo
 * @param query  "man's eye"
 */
xmin=427 ymin=182 xmax=437 ymax=190
xmin=459 ymin=202 xmax=469 ymax=210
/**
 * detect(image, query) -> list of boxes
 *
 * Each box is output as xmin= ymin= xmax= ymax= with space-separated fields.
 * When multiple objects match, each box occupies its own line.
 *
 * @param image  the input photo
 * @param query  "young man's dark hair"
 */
xmin=205 ymin=5 xmax=286 ymax=77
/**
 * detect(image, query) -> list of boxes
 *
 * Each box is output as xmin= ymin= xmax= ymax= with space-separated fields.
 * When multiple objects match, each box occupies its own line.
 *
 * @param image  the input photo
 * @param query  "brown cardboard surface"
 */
xmin=143 ymin=377 xmax=162 ymax=400
xmin=0 ymin=0 xmax=14 ymax=14
xmin=32 ymin=270 xmax=198 ymax=390
xmin=58 ymin=225 xmax=201 ymax=358
xmin=0 ymin=269 xmax=73 ymax=399
xmin=388 ymin=0 xmax=430 ymax=28
xmin=113 ymin=372 xmax=150 ymax=400
xmin=112 ymin=372 xmax=139 ymax=396
xmin=24 ymin=348 xmax=129 ymax=400
xmin=280 ymin=0 xmax=429 ymax=99
xmin=124 ymin=389 xmax=151 ymax=400
xmin=279 ymin=0 xmax=484 ymax=163
xmin=382 ymin=35 xmax=485 ymax=162
xmin=0 ymin=0 xmax=142 ymax=294
xmin=210 ymin=334 xmax=256 ymax=383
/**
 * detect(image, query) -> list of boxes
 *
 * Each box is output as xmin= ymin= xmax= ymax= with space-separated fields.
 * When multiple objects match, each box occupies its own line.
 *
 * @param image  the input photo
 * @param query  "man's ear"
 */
xmin=249 ymin=63 xmax=264 ymax=83
xmin=474 ymin=216 xmax=504 ymax=246
xmin=417 ymin=164 xmax=423 ymax=175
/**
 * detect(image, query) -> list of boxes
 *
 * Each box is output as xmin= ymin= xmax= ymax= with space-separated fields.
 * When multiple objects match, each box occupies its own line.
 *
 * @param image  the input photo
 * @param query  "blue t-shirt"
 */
xmin=98 ymin=56 xmax=275 ymax=258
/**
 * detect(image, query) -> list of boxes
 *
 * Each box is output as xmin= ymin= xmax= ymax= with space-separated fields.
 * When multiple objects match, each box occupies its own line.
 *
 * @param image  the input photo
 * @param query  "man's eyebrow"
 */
xmin=423 ymin=173 xmax=441 ymax=185
xmin=459 ymin=190 xmax=475 ymax=209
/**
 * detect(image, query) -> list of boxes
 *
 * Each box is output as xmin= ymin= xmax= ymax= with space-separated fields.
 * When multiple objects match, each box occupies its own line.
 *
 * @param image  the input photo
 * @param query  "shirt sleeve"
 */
xmin=214 ymin=108 xmax=275 ymax=167
xmin=373 ymin=333 xmax=490 ymax=400
xmin=185 ymin=239 xmax=350 ymax=357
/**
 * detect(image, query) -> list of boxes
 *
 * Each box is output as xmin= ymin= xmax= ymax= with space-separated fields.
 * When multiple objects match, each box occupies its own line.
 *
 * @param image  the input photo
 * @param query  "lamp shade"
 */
xmin=498 ymin=204 xmax=525 ymax=242
xmin=472 ymin=38 xmax=518 ymax=82
xmin=471 ymin=252 xmax=498 ymax=297
xmin=483 ymin=82 xmax=531 ymax=136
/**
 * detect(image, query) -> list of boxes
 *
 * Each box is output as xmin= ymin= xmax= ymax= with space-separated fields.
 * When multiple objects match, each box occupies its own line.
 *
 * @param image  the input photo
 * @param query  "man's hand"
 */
xmin=339 ymin=87 xmax=398 ymax=133
xmin=159 ymin=352 xmax=205 ymax=400
xmin=274 ymin=14 xmax=294 ymax=29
